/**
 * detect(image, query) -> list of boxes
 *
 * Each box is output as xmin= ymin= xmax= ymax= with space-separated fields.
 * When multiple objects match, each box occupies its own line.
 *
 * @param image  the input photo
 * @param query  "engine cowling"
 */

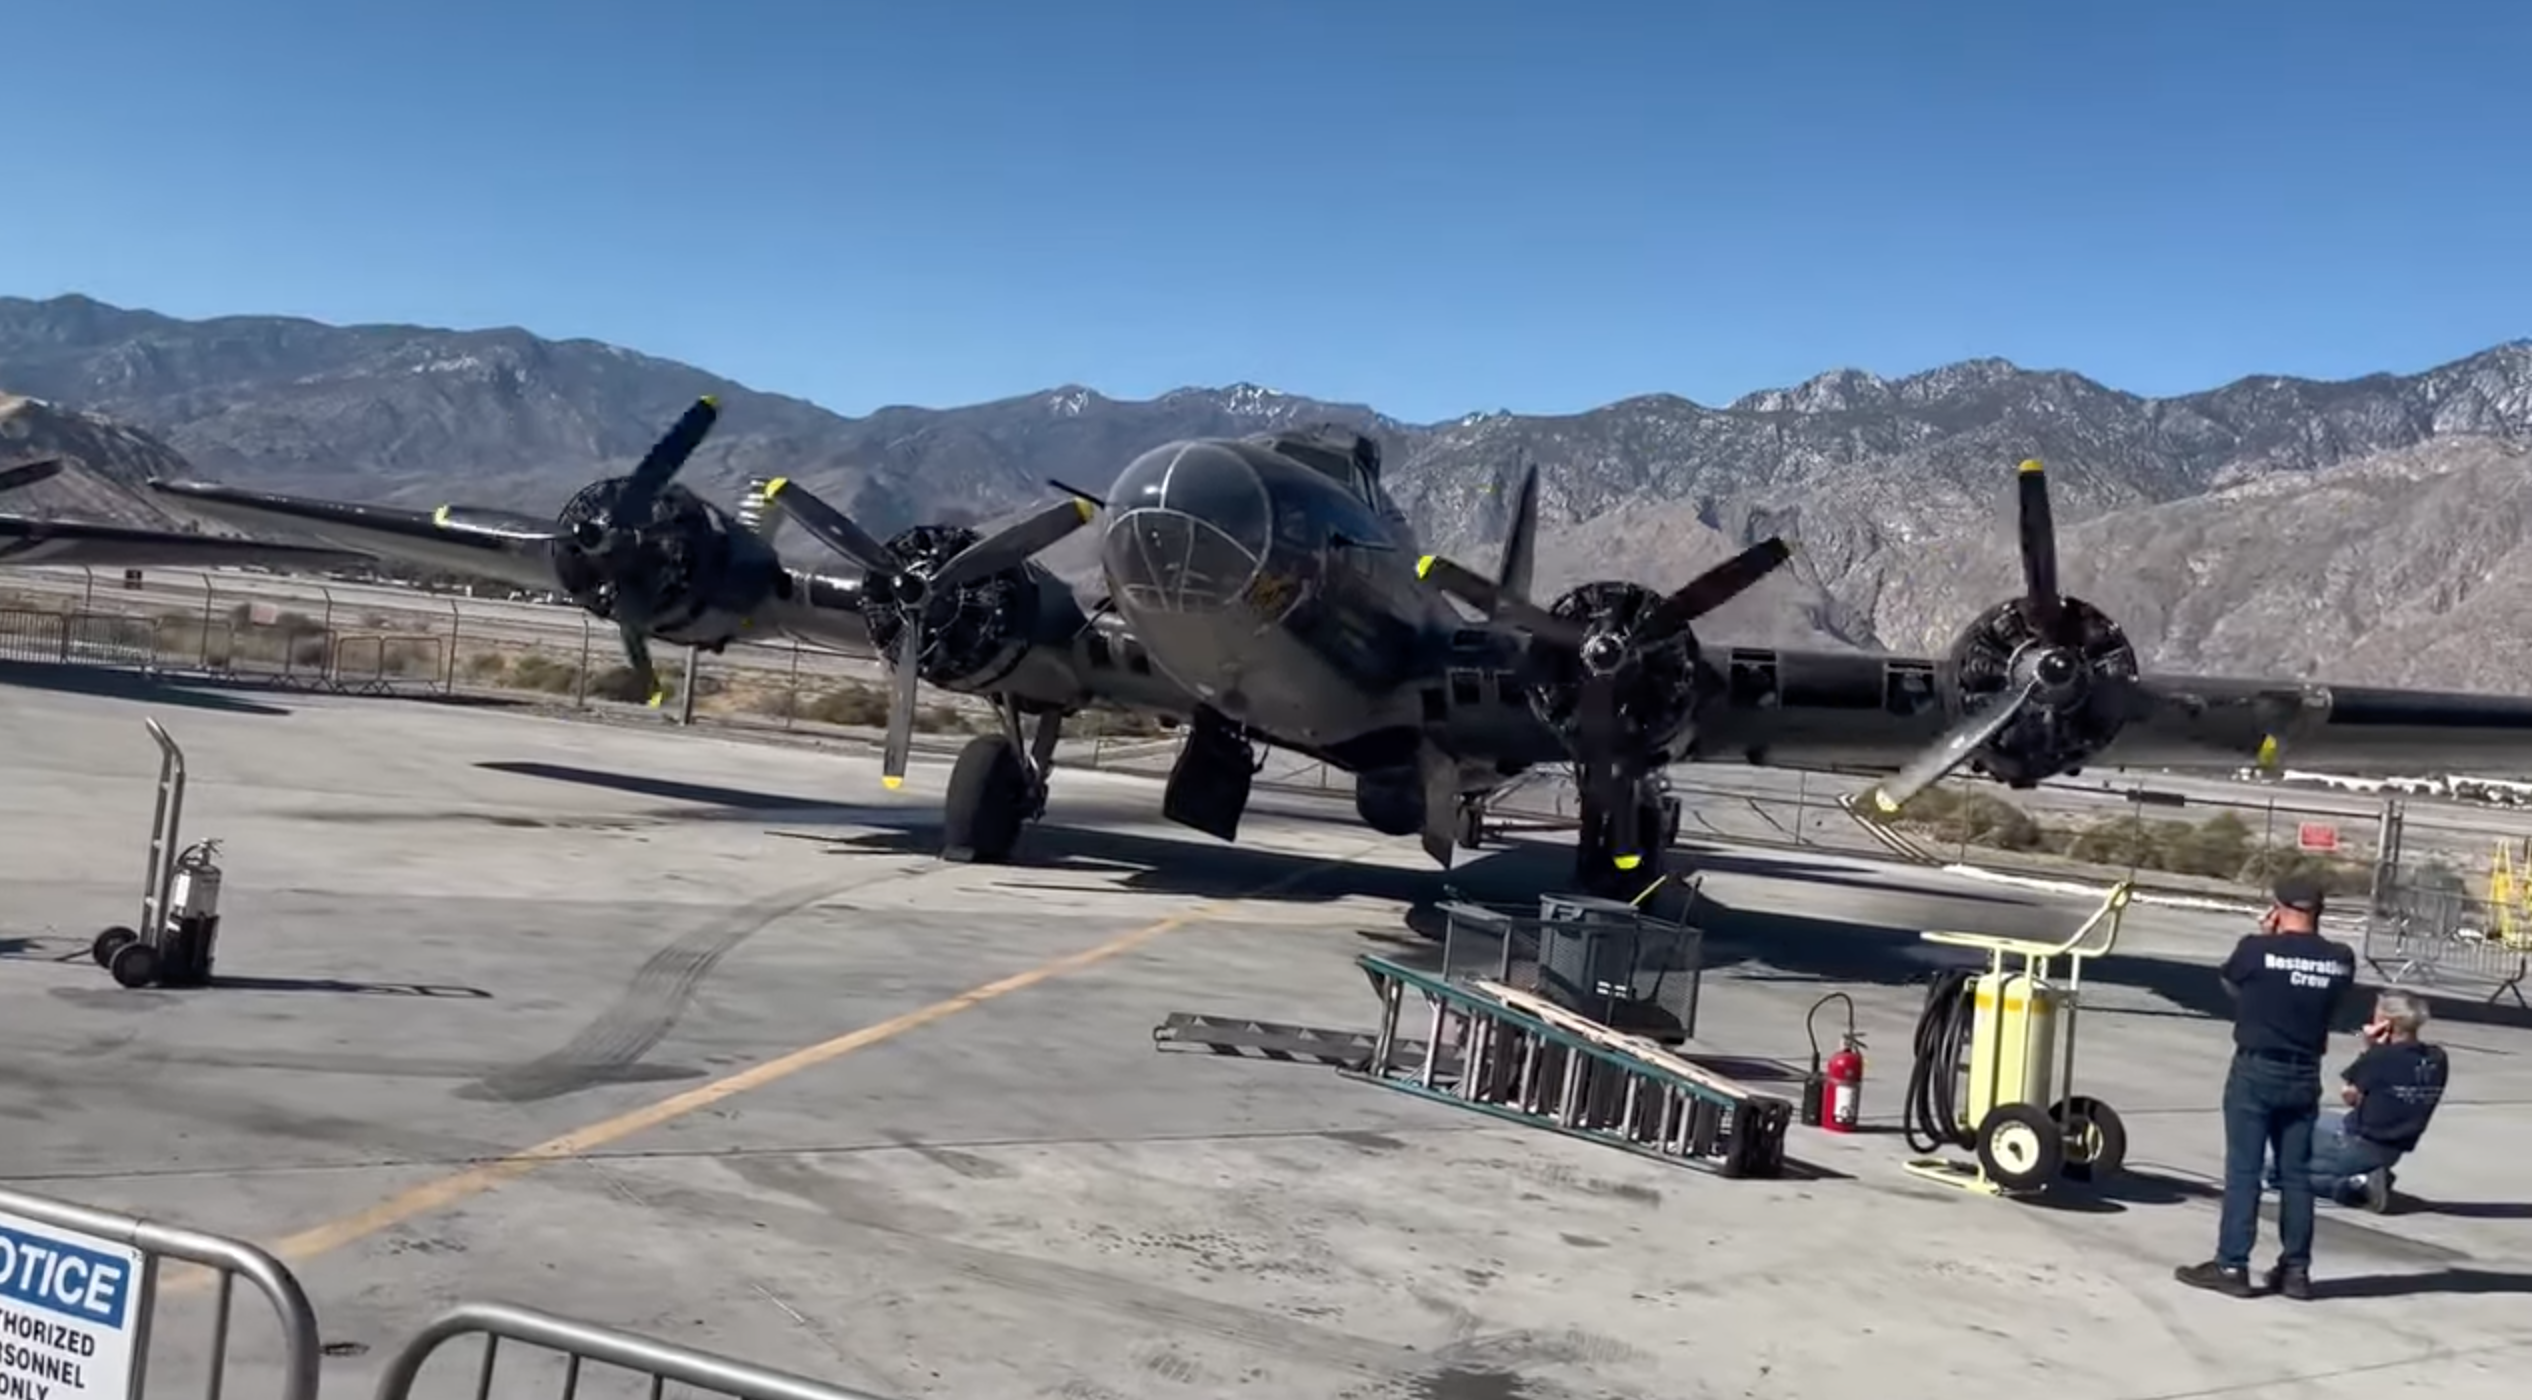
xmin=856 ymin=522 xmax=1050 ymax=693
xmin=549 ymin=477 xmax=782 ymax=650
xmin=1944 ymin=591 xmax=2141 ymax=786
xmin=1519 ymin=580 xmax=1704 ymax=763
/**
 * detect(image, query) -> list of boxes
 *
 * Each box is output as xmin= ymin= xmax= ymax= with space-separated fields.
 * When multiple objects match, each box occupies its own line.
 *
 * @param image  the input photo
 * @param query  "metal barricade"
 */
xmin=372 ymin=1303 xmax=897 ymax=1400
xmin=2363 ymin=880 xmax=2530 ymax=1008
xmin=0 ymin=1185 xmax=320 ymax=1400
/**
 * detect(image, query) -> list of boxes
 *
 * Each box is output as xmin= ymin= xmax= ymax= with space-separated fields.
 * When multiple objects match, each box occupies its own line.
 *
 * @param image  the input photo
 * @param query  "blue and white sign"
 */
xmin=0 ymin=1210 xmax=144 ymax=1400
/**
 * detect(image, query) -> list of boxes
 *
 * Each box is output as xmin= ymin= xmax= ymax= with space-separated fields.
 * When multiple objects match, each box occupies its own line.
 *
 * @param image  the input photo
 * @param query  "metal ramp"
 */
xmin=1155 ymin=955 xmax=1793 ymax=1179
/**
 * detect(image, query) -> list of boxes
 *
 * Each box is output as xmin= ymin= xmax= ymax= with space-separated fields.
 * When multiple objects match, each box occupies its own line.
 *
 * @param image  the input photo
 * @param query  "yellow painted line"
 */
xmin=165 ymin=844 xmax=1368 ymax=1288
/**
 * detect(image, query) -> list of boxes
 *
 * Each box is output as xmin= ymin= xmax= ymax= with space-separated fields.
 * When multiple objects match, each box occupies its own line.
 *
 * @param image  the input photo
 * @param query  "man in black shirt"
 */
xmin=2176 ymin=871 xmax=2357 ymax=1300
xmin=2307 ymin=989 xmax=2448 ymax=1213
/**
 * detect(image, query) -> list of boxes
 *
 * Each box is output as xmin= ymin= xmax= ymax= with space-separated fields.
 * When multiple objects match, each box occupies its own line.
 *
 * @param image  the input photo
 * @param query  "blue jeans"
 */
xmin=2307 ymin=1110 xmax=2405 ymax=1204
xmin=2218 ymin=1050 xmax=2322 ymax=1270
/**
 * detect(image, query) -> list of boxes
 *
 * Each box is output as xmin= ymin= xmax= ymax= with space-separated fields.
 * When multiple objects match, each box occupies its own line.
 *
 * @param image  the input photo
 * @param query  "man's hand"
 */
xmin=2341 ymin=1084 xmax=2362 ymax=1106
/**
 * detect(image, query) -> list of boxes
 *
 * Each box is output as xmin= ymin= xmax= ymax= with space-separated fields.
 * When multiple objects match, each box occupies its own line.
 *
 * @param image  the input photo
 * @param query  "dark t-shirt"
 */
xmin=2345 ymin=1041 xmax=2449 ymax=1150
xmin=2220 ymin=930 xmax=2358 ymax=1058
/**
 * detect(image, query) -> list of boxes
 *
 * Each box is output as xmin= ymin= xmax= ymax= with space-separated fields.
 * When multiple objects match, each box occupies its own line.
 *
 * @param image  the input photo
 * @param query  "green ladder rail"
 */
xmin=1350 ymin=954 xmax=1792 ymax=1179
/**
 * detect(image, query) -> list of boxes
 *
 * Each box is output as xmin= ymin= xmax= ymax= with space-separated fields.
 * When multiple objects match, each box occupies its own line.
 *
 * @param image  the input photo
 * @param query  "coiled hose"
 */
xmin=1902 ymin=968 xmax=1979 ymax=1154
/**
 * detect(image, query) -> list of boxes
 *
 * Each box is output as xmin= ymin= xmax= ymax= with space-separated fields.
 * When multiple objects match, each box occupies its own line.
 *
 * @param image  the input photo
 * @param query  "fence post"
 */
xmin=443 ymin=598 xmax=462 ymax=694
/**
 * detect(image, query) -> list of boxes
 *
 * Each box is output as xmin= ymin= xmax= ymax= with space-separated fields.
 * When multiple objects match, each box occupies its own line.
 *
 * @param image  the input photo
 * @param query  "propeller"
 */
xmin=425 ymin=397 xmax=724 ymax=707
xmin=0 ymin=459 xmax=63 ymax=496
xmin=1417 ymin=484 xmax=1794 ymax=872
xmin=1862 ymin=458 xmax=2110 ymax=814
xmin=766 ymin=477 xmax=1099 ymax=789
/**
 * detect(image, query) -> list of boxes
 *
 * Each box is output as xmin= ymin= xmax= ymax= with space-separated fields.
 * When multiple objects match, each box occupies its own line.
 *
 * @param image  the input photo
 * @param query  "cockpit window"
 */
xmin=1261 ymin=427 xmax=1385 ymax=506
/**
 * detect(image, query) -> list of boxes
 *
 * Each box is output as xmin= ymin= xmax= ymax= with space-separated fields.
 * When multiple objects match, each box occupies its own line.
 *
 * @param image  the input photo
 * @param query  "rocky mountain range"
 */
xmin=4 ymin=291 xmax=2530 ymax=688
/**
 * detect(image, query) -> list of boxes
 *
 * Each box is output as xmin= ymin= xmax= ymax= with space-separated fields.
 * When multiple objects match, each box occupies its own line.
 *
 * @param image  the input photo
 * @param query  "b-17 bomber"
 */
xmin=40 ymin=396 xmax=2531 ymax=895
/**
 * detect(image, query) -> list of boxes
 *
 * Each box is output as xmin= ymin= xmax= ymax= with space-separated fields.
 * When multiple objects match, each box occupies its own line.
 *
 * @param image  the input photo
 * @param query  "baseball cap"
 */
xmin=2271 ymin=871 xmax=2327 ymax=915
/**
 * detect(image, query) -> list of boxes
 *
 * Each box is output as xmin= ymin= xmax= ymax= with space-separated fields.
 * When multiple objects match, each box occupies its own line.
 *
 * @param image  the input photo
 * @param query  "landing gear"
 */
xmin=1572 ymin=785 xmax=1680 ymax=896
xmin=1454 ymin=798 xmax=1488 ymax=851
xmin=1160 ymin=706 xmax=1256 ymax=842
xmin=941 ymin=695 xmax=1061 ymax=865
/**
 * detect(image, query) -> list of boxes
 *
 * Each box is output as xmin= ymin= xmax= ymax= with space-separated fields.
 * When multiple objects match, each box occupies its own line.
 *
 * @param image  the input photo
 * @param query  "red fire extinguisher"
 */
xmin=1824 ymin=1033 xmax=1866 ymax=1134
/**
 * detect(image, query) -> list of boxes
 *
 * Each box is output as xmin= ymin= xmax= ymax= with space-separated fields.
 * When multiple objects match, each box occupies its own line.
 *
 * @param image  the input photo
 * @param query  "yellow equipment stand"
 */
xmin=1902 ymin=880 xmax=2133 ymax=1197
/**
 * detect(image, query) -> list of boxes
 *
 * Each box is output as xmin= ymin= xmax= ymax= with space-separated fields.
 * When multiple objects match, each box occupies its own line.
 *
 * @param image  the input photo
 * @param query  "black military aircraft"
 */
xmin=2 ymin=457 xmax=366 ymax=571
xmin=121 ymin=397 xmax=2532 ymax=893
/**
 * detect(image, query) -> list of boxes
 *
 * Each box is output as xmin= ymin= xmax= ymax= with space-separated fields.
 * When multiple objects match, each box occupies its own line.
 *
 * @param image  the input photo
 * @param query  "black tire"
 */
xmin=1975 ymin=1102 xmax=2065 ymax=1193
xmin=92 ymin=927 xmax=139 ymax=967
xmin=1454 ymin=801 xmax=1486 ymax=851
xmin=108 ymin=940 xmax=162 ymax=989
xmin=2052 ymin=1095 xmax=2128 ymax=1182
xmin=941 ymin=735 xmax=1031 ymax=864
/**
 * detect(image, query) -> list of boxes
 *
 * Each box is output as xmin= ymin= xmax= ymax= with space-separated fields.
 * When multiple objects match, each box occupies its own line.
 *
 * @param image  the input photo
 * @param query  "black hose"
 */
xmin=1903 ymin=968 xmax=1979 ymax=1154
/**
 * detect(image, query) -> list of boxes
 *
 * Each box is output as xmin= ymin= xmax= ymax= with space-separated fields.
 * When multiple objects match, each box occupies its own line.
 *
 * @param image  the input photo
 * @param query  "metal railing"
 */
xmin=0 ymin=1185 xmax=320 ymax=1400
xmin=0 ymin=1184 xmax=902 ymax=1400
xmin=371 ymin=1303 xmax=894 ymax=1400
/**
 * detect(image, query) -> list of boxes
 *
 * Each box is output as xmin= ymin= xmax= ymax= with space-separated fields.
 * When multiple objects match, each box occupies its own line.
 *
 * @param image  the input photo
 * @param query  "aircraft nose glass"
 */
xmin=1102 ymin=443 xmax=1272 ymax=613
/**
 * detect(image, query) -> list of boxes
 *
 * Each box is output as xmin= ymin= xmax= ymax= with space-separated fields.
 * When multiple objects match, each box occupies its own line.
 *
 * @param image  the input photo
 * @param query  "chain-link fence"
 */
xmin=9 ymin=563 xmax=2531 ymax=1002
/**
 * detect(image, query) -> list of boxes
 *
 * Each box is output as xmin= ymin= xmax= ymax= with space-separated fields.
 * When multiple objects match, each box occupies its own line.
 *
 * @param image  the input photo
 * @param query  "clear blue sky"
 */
xmin=10 ymin=0 xmax=2526 ymax=424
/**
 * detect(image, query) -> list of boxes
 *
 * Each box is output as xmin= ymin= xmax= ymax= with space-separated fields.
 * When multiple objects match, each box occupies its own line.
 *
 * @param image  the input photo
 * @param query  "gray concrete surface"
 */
xmin=3 ymin=669 xmax=2529 ymax=1400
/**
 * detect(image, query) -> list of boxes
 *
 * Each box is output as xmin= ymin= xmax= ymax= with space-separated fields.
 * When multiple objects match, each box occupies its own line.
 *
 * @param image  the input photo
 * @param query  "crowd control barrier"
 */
xmin=0 ymin=1184 xmax=320 ymax=1400
xmin=370 ymin=1303 xmax=896 ymax=1400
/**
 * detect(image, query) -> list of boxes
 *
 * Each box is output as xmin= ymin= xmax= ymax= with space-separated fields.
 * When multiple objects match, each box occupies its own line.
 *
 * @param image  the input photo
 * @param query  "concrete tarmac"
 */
xmin=4 ymin=670 xmax=2531 ymax=1400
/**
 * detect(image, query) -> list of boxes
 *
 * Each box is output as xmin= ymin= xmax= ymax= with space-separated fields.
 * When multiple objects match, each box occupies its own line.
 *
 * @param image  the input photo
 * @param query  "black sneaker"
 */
xmin=2362 ymin=1171 xmax=2394 ymax=1214
xmin=2263 ymin=1262 xmax=2312 ymax=1300
xmin=2175 ymin=1261 xmax=2256 ymax=1297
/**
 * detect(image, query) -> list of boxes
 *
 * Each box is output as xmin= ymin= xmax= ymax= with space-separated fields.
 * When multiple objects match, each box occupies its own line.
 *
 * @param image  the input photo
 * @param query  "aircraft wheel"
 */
xmin=942 ymin=736 xmax=1031 ymax=864
xmin=1975 ymin=1103 xmax=2064 ymax=1193
xmin=92 ymin=926 xmax=139 ymax=967
xmin=108 ymin=940 xmax=162 ymax=990
xmin=1454 ymin=801 xmax=1486 ymax=850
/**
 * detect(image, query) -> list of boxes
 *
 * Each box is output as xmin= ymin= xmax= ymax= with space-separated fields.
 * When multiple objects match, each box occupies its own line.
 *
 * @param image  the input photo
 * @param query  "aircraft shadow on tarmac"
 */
xmin=0 ymin=660 xmax=296 ymax=715
xmin=475 ymin=760 xmax=2532 ymax=1033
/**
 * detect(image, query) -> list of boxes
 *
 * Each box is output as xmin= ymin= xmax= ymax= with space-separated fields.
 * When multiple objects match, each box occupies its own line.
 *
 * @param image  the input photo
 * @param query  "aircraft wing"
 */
xmin=0 ymin=514 xmax=374 ymax=572
xmin=146 ymin=480 xmax=563 ymax=593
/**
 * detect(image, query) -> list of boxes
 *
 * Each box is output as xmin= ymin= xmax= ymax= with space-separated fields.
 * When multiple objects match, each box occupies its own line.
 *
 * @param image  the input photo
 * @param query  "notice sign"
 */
xmin=0 ymin=1211 xmax=143 ymax=1400
xmin=2298 ymin=822 xmax=2340 ymax=853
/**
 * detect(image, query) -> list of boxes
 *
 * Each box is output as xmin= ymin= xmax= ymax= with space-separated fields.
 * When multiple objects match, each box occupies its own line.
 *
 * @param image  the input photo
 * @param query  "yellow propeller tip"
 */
xmin=2257 ymin=735 xmax=2280 ymax=767
xmin=431 ymin=505 xmax=451 ymax=527
xmin=1415 ymin=554 xmax=1436 ymax=579
xmin=699 ymin=394 xmax=720 ymax=408
xmin=1613 ymin=854 xmax=1642 ymax=870
xmin=881 ymin=775 xmax=903 ymax=790
xmin=2017 ymin=458 xmax=2045 ymax=475
xmin=764 ymin=475 xmax=789 ymax=497
xmin=646 ymin=691 xmax=665 ymax=708
xmin=1072 ymin=497 xmax=1095 ymax=523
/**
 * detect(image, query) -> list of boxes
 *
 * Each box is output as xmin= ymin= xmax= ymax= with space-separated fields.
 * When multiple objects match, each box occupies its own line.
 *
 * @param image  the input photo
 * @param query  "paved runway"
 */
xmin=4 ymin=669 xmax=2530 ymax=1400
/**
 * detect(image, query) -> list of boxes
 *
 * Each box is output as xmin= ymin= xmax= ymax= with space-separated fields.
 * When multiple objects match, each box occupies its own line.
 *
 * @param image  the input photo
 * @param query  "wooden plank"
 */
xmin=1473 ymin=979 xmax=1769 ymax=1102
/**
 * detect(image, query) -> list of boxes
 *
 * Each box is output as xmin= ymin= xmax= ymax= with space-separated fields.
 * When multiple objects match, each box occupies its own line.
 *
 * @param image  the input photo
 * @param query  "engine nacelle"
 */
xmin=858 ymin=522 xmax=1062 ymax=694
xmin=1946 ymin=592 xmax=2141 ymax=787
xmin=549 ymin=478 xmax=784 ymax=651
xmin=1520 ymin=580 xmax=1702 ymax=762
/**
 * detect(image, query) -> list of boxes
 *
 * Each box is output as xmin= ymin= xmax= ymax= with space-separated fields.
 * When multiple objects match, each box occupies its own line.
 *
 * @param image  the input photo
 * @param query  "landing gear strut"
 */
xmin=942 ymin=695 xmax=1062 ymax=864
xmin=1573 ymin=784 xmax=1681 ymax=897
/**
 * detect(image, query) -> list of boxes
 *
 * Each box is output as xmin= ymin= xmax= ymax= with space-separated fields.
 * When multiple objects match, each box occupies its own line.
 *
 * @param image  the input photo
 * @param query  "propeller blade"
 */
xmin=0 ymin=459 xmax=62 ymax=495
xmin=618 ymin=623 xmax=666 ymax=708
xmin=932 ymin=495 xmax=1098 ymax=591
xmin=1572 ymin=672 xmax=1645 ymax=871
xmin=1414 ymin=553 xmax=1587 ymax=647
xmin=762 ymin=476 xmax=899 ymax=575
xmin=880 ymin=624 xmax=922 ymax=790
xmin=1497 ymin=462 xmax=1540 ymax=605
xmin=1861 ymin=679 xmax=2039 ymax=815
xmin=1610 ymin=793 xmax=1644 ymax=873
xmin=2016 ymin=459 xmax=2064 ymax=637
xmin=432 ymin=504 xmax=561 ymax=542
xmin=1640 ymin=536 xmax=1793 ymax=643
xmin=614 ymin=396 xmax=721 ymax=526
